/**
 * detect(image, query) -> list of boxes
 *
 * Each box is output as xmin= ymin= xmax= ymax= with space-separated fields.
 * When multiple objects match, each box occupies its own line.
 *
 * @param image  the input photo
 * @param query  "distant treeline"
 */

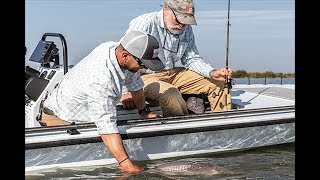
xmin=233 ymin=70 xmax=295 ymax=78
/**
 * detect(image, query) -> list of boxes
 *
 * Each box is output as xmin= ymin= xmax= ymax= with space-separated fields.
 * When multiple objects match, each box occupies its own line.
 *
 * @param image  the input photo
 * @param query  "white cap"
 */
xmin=120 ymin=30 xmax=165 ymax=71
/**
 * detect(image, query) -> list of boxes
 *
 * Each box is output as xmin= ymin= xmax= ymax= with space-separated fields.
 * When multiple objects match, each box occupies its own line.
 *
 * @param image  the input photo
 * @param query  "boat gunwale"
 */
xmin=25 ymin=106 xmax=295 ymax=150
xmin=25 ymin=105 xmax=295 ymax=134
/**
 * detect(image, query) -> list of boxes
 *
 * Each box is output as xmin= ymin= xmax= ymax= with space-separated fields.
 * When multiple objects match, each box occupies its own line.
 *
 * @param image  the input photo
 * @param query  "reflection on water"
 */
xmin=25 ymin=143 xmax=295 ymax=180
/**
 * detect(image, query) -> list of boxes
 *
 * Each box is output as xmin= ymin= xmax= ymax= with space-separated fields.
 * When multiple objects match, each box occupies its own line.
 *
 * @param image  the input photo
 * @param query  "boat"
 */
xmin=25 ymin=33 xmax=295 ymax=173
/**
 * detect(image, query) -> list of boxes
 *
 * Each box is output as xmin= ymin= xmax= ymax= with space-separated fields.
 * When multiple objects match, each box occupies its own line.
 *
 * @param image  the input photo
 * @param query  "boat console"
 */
xmin=25 ymin=33 xmax=68 ymax=128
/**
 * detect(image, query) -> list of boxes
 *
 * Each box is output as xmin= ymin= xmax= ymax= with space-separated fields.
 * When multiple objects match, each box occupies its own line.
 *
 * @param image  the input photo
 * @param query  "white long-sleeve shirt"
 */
xmin=44 ymin=42 xmax=144 ymax=135
xmin=127 ymin=9 xmax=214 ymax=78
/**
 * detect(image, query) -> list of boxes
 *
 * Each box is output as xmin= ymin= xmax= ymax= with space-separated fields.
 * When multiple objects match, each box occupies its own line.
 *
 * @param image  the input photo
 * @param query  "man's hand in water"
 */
xmin=120 ymin=160 xmax=144 ymax=173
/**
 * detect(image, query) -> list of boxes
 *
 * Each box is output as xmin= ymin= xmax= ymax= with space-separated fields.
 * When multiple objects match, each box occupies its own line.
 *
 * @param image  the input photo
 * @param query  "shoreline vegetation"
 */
xmin=232 ymin=70 xmax=295 ymax=78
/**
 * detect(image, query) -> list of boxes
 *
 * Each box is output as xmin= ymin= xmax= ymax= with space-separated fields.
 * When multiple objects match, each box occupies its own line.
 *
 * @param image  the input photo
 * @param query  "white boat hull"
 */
xmin=26 ymin=106 xmax=294 ymax=172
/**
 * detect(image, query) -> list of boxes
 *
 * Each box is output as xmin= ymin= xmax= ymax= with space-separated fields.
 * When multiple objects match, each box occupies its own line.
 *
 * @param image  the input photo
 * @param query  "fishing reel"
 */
xmin=225 ymin=77 xmax=233 ymax=89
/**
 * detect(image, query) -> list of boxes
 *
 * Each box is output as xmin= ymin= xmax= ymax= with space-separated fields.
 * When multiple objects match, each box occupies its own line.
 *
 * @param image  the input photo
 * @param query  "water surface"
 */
xmin=26 ymin=143 xmax=295 ymax=180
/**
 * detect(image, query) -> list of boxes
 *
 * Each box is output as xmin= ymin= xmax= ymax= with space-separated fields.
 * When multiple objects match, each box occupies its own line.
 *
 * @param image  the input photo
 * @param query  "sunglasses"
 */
xmin=132 ymin=55 xmax=143 ymax=66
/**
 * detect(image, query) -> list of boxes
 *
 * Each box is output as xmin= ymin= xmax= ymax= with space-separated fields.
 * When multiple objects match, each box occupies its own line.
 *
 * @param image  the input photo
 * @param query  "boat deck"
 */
xmin=112 ymin=84 xmax=295 ymax=121
xmin=231 ymin=84 xmax=295 ymax=109
xmin=232 ymin=84 xmax=294 ymax=100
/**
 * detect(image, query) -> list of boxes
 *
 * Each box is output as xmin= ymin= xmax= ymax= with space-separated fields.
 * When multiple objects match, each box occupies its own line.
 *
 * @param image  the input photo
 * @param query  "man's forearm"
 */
xmin=100 ymin=134 xmax=130 ymax=163
xmin=101 ymin=133 xmax=143 ymax=172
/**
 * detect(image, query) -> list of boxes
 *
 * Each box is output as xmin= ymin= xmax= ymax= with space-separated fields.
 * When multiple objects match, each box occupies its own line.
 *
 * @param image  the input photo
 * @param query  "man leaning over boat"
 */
xmin=41 ymin=30 xmax=165 ymax=173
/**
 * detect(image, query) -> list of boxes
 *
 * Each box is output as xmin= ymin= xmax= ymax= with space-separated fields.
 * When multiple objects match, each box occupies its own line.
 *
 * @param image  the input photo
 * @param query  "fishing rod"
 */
xmin=221 ymin=0 xmax=232 ymax=111
xmin=211 ymin=0 xmax=233 ymax=111
xmin=224 ymin=0 xmax=232 ymax=92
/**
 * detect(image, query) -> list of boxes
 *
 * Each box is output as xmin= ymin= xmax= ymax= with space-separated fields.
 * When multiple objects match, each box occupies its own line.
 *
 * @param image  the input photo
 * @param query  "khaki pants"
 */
xmin=141 ymin=67 xmax=232 ymax=117
xmin=41 ymin=112 xmax=71 ymax=126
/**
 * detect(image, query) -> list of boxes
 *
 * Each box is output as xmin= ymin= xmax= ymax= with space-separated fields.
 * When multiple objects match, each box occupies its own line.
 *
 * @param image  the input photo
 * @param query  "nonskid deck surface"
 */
xmin=232 ymin=84 xmax=295 ymax=101
xmin=231 ymin=84 xmax=294 ymax=109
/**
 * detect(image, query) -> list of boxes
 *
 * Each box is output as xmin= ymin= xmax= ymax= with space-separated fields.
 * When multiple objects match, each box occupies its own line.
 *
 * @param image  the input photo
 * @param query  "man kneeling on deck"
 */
xmin=42 ymin=30 xmax=165 ymax=173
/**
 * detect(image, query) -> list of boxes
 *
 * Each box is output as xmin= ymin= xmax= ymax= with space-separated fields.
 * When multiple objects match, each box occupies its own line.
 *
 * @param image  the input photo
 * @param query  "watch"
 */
xmin=138 ymin=107 xmax=151 ymax=115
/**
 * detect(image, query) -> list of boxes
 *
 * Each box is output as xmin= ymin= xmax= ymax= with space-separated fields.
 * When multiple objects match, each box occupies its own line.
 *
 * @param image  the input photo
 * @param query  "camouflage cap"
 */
xmin=166 ymin=0 xmax=197 ymax=25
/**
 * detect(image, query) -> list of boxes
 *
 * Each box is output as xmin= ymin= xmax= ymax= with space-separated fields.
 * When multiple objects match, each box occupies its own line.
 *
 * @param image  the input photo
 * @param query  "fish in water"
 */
xmin=154 ymin=160 xmax=223 ymax=176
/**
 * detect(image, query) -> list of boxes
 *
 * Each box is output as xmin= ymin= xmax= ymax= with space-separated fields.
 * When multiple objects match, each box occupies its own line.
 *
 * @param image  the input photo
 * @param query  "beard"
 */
xmin=164 ymin=15 xmax=184 ymax=34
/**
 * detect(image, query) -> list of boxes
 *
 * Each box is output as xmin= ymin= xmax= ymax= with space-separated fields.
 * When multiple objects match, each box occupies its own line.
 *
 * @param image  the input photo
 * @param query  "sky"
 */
xmin=25 ymin=0 xmax=294 ymax=73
